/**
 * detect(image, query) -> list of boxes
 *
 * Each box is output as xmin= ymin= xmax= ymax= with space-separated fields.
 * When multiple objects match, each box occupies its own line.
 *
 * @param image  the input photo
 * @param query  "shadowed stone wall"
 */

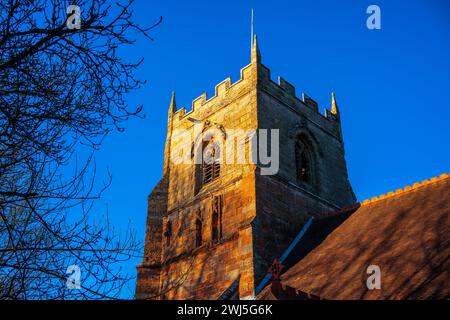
xmin=136 ymin=36 xmax=355 ymax=299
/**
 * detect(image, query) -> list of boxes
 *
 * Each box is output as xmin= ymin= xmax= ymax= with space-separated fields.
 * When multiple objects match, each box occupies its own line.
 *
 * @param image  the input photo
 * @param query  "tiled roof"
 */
xmin=258 ymin=174 xmax=450 ymax=300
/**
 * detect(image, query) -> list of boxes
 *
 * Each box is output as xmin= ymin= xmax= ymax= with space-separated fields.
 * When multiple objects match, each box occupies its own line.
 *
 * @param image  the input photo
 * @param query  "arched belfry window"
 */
xmin=295 ymin=138 xmax=313 ymax=185
xmin=193 ymin=126 xmax=226 ymax=194
xmin=202 ymin=141 xmax=221 ymax=185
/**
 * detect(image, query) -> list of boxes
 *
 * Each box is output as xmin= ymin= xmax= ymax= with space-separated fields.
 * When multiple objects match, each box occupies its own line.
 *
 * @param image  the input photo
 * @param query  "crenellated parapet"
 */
xmin=172 ymin=64 xmax=338 ymax=126
xmin=261 ymin=73 xmax=338 ymax=124
xmin=172 ymin=62 xmax=257 ymax=122
xmin=169 ymin=34 xmax=341 ymax=142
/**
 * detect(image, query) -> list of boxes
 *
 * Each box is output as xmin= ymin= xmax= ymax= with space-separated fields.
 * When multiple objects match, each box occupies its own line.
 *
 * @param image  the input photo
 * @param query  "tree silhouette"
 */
xmin=0 ymin=0 xmax=161 ymax=299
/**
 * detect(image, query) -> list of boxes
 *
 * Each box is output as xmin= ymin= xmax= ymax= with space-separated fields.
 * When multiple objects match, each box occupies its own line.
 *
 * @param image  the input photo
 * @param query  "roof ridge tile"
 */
xmin=360 ymin=173 xmax=449 ymax=207
xmin=315 ymin=173 xmax=449 ymax=220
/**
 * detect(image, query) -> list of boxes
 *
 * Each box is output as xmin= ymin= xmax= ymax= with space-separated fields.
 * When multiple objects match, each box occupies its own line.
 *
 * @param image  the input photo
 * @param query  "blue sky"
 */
xmin=83 ymin=0 xmax=450 ymax=297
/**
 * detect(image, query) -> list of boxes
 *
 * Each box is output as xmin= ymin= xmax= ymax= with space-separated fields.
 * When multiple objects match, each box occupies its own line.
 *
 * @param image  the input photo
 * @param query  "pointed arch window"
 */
xmin=211 ymin=195 xmax=223 ymax=242
xmin=295 ymin=138 xmax=313 ymax=185
xmin=164 ymin=221 xmax=172 ymax=246
xmin=202 ymin=141 xmax=221 ymax=185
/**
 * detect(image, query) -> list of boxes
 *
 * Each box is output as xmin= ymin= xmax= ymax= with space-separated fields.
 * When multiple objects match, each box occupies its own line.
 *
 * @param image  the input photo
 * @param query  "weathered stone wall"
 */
xmin=167 ymin=62 xmax=258 ymax=211
xmin=252 ymin=173 xmax=337 ymax=285
xmin=251 ymin=69 xmax=356 ymax=287
xmin=136 ymin=37 xmax=355 ymax=300
xmin=135 ymin=177 xmax=168 ymax=299
xmin=256 ymin=72 xmax=355 ymax=208
xmin=137 ymin=56 xmax=260 ymax=299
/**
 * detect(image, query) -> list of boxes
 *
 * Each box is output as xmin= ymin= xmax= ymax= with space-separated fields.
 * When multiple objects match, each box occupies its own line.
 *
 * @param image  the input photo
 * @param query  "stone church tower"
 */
xmin=135 ymin=36 xmax=355 ymax=300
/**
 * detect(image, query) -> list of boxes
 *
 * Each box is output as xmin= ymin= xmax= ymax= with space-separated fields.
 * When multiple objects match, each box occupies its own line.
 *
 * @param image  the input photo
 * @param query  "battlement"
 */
xmin=267 ymin=73 xmax=333 ymax=121
xmin=173 ymin=63 xmax=255 ymax=121
xmin=173 ymin=60 xmax=337 ymax=124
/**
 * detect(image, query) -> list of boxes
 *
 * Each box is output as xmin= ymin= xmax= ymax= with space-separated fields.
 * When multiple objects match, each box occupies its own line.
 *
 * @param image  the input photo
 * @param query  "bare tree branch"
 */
xmin=0 ymin=0 xmax=161 ymax=300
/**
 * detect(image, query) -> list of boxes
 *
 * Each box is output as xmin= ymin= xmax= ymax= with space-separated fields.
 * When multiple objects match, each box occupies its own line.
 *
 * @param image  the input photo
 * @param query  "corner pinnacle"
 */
xmin=169 ymin=90 xmax=176 ymax=113
xmin=331 ymin=92 xmax=339 ymax=118
xmin=251 ymin=34 xmax=261 ymax=64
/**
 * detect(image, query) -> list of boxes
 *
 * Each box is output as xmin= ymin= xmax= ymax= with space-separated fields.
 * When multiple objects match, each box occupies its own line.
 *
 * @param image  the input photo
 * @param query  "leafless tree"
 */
xmin=0 ymin=0 xmax=162 ymax=299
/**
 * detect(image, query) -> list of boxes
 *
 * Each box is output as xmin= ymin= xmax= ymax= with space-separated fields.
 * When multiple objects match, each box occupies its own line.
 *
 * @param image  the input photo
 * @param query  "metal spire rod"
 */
xmin=251 ymin=8 xmax=254 ymax=50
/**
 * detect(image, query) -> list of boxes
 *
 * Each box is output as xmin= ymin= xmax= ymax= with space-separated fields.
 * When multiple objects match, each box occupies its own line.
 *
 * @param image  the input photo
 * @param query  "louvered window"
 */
xmin=295 ymin=139 xmax=312 ymax=185
xmin=202 ymin=143 xmax=220 ymax=185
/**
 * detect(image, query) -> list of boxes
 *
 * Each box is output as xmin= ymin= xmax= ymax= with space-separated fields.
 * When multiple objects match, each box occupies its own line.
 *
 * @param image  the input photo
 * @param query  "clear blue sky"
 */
xmin=85 ymin=0 xmax=450 ymax=297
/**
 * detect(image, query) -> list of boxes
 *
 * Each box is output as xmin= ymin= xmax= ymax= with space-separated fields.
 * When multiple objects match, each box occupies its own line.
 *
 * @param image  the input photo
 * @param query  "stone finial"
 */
xmin=251 ymin=34 xmax=261 ymax=64
xmin=331 ymin=92 xmax=340 ymax=118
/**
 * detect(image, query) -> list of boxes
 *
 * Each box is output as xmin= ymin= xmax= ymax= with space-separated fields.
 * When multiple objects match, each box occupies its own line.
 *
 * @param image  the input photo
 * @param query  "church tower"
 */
xmin=135 ymin=36 xmax=355 ymax=300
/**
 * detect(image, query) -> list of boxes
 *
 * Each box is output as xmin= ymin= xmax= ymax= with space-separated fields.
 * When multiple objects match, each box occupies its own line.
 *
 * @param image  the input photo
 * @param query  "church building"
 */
xmin=135 ymin=36 xmax=449 ymax=300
